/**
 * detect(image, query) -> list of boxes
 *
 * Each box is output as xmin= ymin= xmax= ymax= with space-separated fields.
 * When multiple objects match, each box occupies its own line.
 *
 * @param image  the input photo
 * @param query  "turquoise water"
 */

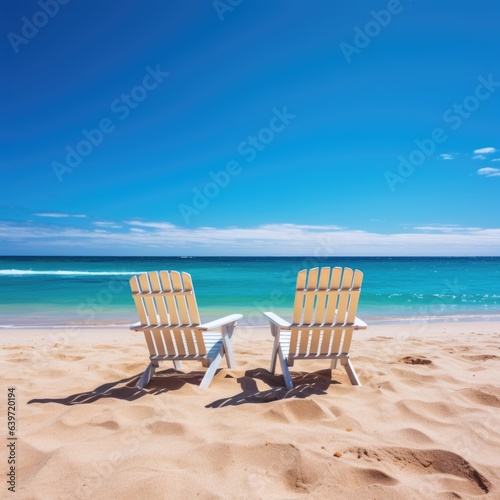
xmin=0 ymin=256 xmax=499 ymax=326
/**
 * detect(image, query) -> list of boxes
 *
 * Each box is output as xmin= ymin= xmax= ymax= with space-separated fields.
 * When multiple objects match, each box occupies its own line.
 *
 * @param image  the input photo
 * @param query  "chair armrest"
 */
xmin=130 ymin=322 xmax=142 ymax=331
xmin=198 ymin=314 xmax=243 ymax=331
xmin=263 ymin=312 xmax=291 ymax=329
xmin=354 ymin=316 xmax=368 ymax=329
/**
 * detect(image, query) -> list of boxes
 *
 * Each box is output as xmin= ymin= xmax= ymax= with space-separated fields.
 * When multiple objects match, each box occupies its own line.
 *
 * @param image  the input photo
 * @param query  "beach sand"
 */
xmin=2 ymin=321 xmax=500 ymax=499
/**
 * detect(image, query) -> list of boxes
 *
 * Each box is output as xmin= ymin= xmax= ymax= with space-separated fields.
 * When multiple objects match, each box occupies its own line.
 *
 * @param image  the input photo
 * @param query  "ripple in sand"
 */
xmin=355 ymin=468 xmax=399 ymax=486
xmin=459 ymin=388 xmax=500 ymax=408
xmin=346 ymin=446 xmax=491 ymax=495
xmin=396 ymin=399 xmax=467 ymax=422
xmin=462 ymin=354 xmax=499 ymax=362
xmin=390 ymin=427 xmax=435 ymax=445
xmin=90 ymin=420 xmax=120 ymax=430
xmin=145 ymin=421 xmax=187 ymax=436
xmin=277 ymin=398 xmax=330 ymax=422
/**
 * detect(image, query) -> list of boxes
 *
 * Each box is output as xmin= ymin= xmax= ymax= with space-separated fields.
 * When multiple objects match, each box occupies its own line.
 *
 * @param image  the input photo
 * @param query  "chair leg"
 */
xmin=199 ymin=347 xmax=224 ymax=389
xmin=270 ymin=327 xmax=280 ymax=374
xmin=277 ymin=346 xmax=293 ymax=389
xmin=173 ymin=360 xmax=183 ymax=370
xmin=136 ymin=361 xmax=158 ymax=389
xmin=331 ymin=358 xmax=338 ymax=370
xmin=270 ymin=349 xmax=279 ymax=374
xmin=341 ymin=358 xmax=361 ymax=386
xmin=221 ymin=324 xmax=235 ymax=369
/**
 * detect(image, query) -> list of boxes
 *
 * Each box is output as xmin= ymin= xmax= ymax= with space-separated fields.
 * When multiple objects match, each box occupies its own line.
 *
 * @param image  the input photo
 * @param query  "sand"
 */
xmin=1 ymin=321 xmax=500 ymax=499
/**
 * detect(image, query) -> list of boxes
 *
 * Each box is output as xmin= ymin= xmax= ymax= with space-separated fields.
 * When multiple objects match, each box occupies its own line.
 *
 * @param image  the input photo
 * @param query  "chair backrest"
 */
xmin=130 ymin=271 xmax=201 ymax=327
xmin=289 ymin=267 xmax=363 ymax=358
xmin=292 ymin=267 xmax=363 ymax=327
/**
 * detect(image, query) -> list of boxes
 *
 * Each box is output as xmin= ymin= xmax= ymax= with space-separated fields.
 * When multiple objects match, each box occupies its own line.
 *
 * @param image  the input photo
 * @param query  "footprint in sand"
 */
xmin=345 ymin=446 xmax=491 ymax=495
xmin=462 ymin=354 xmax=499 ymax=362
xmin=399 ymin=355 xmax=432 ymax=365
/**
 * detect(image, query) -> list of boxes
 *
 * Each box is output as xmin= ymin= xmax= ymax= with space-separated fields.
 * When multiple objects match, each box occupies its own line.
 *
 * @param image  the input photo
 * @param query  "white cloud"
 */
xmin=414 ymin=225 xmax=482 ymax=233
xmin=492 ymin=158 xmax=500 ymax=162
xmin=472 ymin=154 xmax=486 ymax=160
xmin=474 ymin=147 xmax=497 ymax=155
xmin=1 ymin=220 xmax=500 ymax=256
xmin=34 ymin=212 xmax=87 ymax=218
xmin=438 ymin=153 xmax=455 ymax=160
xmin=477 ymin=167 xmax=500 ymax=178
xmin=93 ymin=221 xmax=122 ymax=229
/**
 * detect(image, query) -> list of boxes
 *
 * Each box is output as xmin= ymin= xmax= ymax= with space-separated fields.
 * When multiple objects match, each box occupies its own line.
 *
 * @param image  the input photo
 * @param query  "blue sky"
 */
xmin=1 ymin=0 xmax=499 ymax=256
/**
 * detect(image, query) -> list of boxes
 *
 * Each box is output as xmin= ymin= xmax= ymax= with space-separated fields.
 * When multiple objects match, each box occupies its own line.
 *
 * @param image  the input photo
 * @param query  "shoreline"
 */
xmin=1 ymin=320 xmax=499 ymax=340
xmin=2 ymin=314 xmax=500 ymax=329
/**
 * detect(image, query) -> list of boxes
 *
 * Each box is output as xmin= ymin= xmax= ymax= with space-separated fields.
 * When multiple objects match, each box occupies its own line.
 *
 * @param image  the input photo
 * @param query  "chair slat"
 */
xmin=341 ymin=328 xmax=354 ymax=354
xmin=159 ymin=271 xmax=180 ymax=325
xmin=313 ymin=267 xmax=331 ymax=324
xmin=331 ymin=329 xmax=343 ymax=354
xmin=161 ymin=329 xmax=176 ymax=355
xmin=319 ymin=329 xmax=333 ymax=354
xmin=171 ymin=272 xmax=191 ymax=326
xmin=149 ymin=272 xmax=170 ymax=325
xmin=292 ymin=270 xmax=307 ymax=324
xmin=299 ymin=328 xmax=310 ymax=354
xmin=309 ymin=328 xmax=321 ymax=354
xmin=346 ymin=270 xmax=363 ymax=324
xmin=130 ymin=276 xmax=148 ymax=325
xmin=183 ymin=328 xmax=197 ymax=355
xmin=336 ymin=268 xmax=353 ymax=324
xmin=152 ymin=330 xmax=167 ymax=356
xmin=289 ymin=329 xmax=299 ymax=357
xmin=139 ymin=273 xmax=158 ymax=325
xmin=330 ymin=267 xmax=343 ymax=288
xmin=182 ymin=272 xmax=200 ymax=325
xmin=301 ymin=268 xmax=319 ymax=325
xmin=194 ymin=329 xmax=207 ymax=356
xmin=172 ymin=329 xmax=187 ymax=356
xmin=324 ymin=267 xmax=343 ymax=324
xmin=144 ymin=330 xmax=157 ymax=355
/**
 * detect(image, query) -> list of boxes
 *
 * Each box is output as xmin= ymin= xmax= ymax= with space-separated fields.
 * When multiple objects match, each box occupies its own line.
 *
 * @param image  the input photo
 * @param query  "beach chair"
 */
xmin=129 ymin=271 xmax=242 ymax=389
xmin=264 ymin=267 xmax=367 ymax=388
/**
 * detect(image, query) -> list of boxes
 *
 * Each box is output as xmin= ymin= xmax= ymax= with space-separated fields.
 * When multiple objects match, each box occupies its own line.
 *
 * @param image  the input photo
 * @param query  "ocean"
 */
xmin=0 ymin=256 xmax=499 ymax=327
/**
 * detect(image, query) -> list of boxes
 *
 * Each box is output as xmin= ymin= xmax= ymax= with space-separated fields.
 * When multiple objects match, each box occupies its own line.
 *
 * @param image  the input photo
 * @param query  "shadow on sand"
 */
xmin=206 ymin=368 xmax=339 ymax=408
xmin=28 ymin=367 xmax=339 ymax=407
xmin=27 ymin=368 xmax=209 ymax=405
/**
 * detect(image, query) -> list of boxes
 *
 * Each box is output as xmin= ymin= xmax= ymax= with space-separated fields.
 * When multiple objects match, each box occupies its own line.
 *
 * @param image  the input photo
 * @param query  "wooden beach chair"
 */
xmin=264 ymin=267 xmax=367 ymax=388
xmin=130 ymin=271 xmax=242 ymax=389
